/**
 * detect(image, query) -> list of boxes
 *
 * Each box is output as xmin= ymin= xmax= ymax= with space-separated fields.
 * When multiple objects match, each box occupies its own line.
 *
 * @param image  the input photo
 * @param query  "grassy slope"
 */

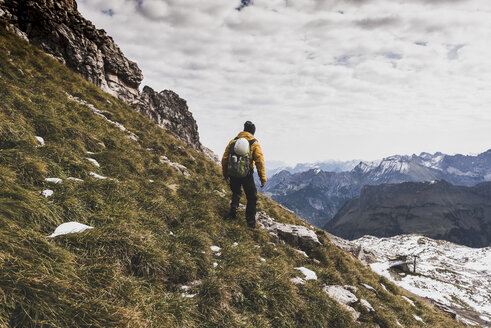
xmin=0 ymin=24 xmax=463 ymax=328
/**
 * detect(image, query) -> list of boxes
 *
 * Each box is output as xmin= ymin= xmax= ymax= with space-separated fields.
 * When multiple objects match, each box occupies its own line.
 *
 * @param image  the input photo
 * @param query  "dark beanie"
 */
xmin=244 ymin=121 xmax=256 ymax=135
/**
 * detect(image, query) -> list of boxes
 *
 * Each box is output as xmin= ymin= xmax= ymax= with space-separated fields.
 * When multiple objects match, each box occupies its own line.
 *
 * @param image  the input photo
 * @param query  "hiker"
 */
xmin=222 ymin=121 xmax=266 ymax=228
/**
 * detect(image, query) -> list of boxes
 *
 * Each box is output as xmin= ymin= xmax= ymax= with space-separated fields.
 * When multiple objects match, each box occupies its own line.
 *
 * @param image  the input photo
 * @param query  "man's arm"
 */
xmin=253 ymin=142 xmax=267 ymax=186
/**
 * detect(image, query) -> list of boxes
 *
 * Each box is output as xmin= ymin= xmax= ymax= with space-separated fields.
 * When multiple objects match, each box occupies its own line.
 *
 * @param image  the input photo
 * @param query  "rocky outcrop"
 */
xmin=136 ymin=86 xmax=201 ymax=150
xmin=256 ymin=211 xmax=322 ymax=251
xmin=0 ymin=0 xmax=206 ymax=152
xmin=0 ymin=0 xmax=142 ymax=103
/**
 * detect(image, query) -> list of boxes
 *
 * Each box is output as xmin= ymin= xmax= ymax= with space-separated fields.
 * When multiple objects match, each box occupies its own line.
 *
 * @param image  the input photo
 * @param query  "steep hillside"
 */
xmin=325 ymin=180 xmax=491 ymax=248
xmin=264 ymin=151 xmax=491 ymax=228
xmin=0 ymin=0 xmax=203 ymax=151
xmin=0 ymin=24 xmax=464 ymax=327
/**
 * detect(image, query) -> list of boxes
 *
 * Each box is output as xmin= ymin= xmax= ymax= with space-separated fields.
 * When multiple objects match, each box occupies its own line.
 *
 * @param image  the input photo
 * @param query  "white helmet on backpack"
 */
xmin=234 ymin=138 xmax=249 ymax=156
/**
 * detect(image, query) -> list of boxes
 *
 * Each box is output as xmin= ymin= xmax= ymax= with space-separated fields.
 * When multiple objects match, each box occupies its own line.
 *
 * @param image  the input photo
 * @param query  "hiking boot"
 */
xmin=246 ymin=217 xmax=256 ymax=229
xmin=228 ymin=209 xmax=237 ymax=220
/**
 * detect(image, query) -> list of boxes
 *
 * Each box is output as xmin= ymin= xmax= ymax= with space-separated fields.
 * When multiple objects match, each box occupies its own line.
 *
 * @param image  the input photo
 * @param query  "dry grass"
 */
xmin=0 ymin=22 xmax=464 ymax=327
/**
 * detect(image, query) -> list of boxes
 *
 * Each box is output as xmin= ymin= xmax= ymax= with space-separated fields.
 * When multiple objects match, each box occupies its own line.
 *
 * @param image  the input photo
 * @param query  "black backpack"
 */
xmin=227 ymin=137 xmax=256 ymax=178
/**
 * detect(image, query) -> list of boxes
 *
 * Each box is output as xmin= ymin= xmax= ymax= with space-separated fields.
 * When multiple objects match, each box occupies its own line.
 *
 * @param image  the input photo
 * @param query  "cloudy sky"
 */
xmin=78 ymin=0 xmax=491 ymax=165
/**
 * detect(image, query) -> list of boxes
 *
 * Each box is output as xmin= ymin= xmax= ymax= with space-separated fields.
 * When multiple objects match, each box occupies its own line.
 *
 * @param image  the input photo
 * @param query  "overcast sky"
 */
xmin=78 ymin=0 xmax=491 ymax=165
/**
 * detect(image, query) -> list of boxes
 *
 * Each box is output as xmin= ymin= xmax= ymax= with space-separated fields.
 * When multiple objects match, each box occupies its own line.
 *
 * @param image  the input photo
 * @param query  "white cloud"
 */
xmin=78 ymin=0 xmax=491 ymax=163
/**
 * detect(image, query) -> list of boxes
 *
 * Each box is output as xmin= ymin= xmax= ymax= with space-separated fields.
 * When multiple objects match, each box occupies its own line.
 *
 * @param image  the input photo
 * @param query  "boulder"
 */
xmin=323 ymin=285 xmax=358 ymax=305
xmin=256 ymin=211 xmax=321 ymax=251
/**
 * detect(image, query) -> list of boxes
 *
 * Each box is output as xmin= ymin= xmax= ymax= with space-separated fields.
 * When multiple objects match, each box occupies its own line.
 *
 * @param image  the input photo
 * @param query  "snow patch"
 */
xmin=446 ymin=166 xmax=476 ymax=177
xmin=86 ymin=158 xmax=100 ymax=167
xmin=89 ymin=172 xmax=107 ymax=180
xmin=41 ymin=189 xmax=53 ymax=197
xmin=355 ymin=234 xmax=491 ymax=319
xmin=210 ymin=246 xmax=221 ymax=252
xmin=48 ymin=222 xmax=93 ymax=238
xmin=213 ymin=262 xmax=218 ymax=268
xmin=35 ymin=136 xmax=45 ymax=146
xmin=401 ymin=296 xmax=415 ymax=307
xmin=66 ymin=93 xmax=138 ymax=141
xmin=295 ymin=267 xmax=317 ymax=280
xmin=67 ymin=177 xmax=84 ymax=182
xmin=413 ymin=314 xmax=424 ymax=323
xmin=45 ymin=178 xmax=62 ymax=184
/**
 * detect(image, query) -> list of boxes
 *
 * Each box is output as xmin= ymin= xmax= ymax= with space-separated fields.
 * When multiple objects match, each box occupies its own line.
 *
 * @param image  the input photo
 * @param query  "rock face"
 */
xmin=137 ymin=87 xmax=201 ymax=150
xmin=0 ymin=0 xmax=142 ymax=103
xmin=0 ymin=0 xmax=204 ymax=151
xmin=326 ymin=180 xmax=491 ymax=248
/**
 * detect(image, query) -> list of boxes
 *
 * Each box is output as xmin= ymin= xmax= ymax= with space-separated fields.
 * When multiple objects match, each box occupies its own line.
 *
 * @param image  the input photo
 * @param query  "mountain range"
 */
xmin=265 ymin=160 xmax=360 ymax=178
xmin=263 ymin=150 xmax=491 ymax=228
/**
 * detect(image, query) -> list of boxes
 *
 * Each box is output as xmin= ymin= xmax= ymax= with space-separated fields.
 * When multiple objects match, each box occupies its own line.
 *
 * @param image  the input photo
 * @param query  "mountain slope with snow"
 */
xmin=351 ymin=234 xmax=491 ymax=327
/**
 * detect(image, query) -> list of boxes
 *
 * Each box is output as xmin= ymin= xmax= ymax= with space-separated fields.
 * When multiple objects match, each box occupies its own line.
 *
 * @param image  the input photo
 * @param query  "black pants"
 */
xmin=229 ymin=173 xmax=257 ymax=227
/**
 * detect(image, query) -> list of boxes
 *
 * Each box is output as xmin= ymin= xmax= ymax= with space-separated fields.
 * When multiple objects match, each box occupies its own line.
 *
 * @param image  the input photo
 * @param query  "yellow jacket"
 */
xmin=222 ymin=131 xmax=267 ymax=184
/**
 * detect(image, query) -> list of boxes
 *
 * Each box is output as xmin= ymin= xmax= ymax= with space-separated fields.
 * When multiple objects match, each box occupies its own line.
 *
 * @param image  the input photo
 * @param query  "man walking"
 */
xmin=222 ymin=121 xmax=266 ymax=228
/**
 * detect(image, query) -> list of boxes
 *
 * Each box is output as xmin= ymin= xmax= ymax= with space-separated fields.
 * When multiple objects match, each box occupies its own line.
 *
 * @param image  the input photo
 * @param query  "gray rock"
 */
xmin=344 ymin=306 xmax=361 ymax=321
xmin=323 ymin=285 xmax=358 ymax=305
xmin=323 ymin=285 xmax=361 ymax=320
xmin=256 ymin=211 xmax=321 ymax=251
xmin=136 ymin=87 xmax=201 ymax=150
xmin=360 ymin=299 xmax=375 ymax=312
